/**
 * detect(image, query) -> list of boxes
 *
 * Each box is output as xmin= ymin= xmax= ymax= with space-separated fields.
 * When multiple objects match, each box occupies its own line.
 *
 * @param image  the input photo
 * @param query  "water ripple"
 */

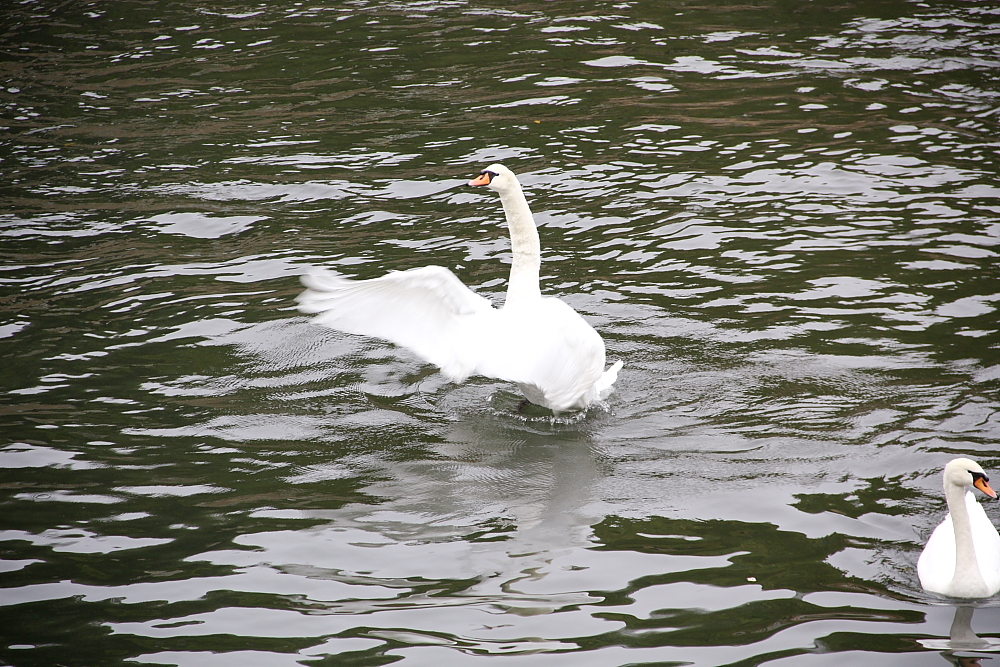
xmin=2 ymin=1 xmax=1000 ymax=664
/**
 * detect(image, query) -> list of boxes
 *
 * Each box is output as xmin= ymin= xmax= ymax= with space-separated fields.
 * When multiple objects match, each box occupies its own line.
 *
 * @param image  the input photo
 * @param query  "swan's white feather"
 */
xmin=596 ymin=359 xmax=624 ymax=398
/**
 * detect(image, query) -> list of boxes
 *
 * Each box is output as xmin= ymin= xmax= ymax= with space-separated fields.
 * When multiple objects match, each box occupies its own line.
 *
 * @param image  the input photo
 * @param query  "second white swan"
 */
xmin=296 ymin=164 xmax=622 ymax=413
xmin=917 ymin=457 xmax=1000 ymax=598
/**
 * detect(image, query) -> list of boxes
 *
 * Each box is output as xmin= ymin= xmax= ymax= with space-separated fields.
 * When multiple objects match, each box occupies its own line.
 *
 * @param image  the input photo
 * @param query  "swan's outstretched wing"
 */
xmin=296 ymin=266 xmax=495 ymax=382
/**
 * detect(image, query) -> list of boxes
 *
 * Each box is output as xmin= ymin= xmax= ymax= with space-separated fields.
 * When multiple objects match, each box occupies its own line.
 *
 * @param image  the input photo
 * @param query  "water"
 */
xmin=2 ymin=0 xmax=1000 ymax=665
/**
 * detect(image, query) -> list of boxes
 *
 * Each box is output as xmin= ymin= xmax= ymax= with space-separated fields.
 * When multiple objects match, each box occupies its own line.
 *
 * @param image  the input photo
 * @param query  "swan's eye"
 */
xmin=484 ymin=170 xmax=498 ymax=180
xmin=972 ymin=471 xmax=989 ymax=483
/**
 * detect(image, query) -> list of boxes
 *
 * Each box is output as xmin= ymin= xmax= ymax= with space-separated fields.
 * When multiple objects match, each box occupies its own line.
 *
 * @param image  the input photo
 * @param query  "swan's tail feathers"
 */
xmin=595 ymin=359 xmax=623 ymax=399
xmin=296 ymin=266 xmax=496 ymax=382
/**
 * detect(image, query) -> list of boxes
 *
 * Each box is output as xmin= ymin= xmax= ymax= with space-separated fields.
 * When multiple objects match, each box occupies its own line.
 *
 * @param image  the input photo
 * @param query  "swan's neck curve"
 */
xmin=497 ymin=182 xmax=541 ymax=308
xmin=947 ymin=484 xmax=987 ymax=595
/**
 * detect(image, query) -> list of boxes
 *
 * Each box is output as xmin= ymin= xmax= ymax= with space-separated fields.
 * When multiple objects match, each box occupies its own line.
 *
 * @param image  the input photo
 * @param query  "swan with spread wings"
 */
xmin=296 ymin=164 xmax=622 ymax=413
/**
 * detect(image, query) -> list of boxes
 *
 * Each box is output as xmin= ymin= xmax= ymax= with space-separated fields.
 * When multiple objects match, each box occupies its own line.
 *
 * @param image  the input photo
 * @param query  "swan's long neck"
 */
xmin=497 ymin=183 xmax=541 ymax=308
xmin=947 ymin=484 xmax=987 ymax=594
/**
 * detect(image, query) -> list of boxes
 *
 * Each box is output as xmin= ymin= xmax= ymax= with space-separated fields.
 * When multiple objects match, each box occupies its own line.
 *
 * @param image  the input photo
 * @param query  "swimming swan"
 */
xmin=296 ymin=164 xmax=622 ymax=413
xmin=917 ymin=457 xmax=1000 ymax=598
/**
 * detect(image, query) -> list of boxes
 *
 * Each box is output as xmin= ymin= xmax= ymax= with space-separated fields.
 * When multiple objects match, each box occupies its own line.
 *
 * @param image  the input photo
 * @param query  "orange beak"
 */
xmin=974 ymin=476 xmax=997 ymax=499
xmin=468 ymin=172 xmax=491 ymax=187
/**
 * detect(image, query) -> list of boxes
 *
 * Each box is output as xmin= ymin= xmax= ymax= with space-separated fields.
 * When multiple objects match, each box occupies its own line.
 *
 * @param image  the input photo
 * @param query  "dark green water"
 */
xmin=2 ymin=0 xmax=1000 ymax=665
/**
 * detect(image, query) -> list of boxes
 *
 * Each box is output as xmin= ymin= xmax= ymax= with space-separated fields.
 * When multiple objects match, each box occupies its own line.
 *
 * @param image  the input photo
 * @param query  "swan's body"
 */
xmin=296 ymin=164 xmax=621 ymax=413
xmin=917 ymin=458 xmax=1000 ymax=598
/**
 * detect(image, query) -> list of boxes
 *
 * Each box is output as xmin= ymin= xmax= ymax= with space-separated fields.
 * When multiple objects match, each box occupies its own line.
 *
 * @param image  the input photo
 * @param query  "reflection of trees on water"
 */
xmin=590 ymin=514 xmax=917 ymax=650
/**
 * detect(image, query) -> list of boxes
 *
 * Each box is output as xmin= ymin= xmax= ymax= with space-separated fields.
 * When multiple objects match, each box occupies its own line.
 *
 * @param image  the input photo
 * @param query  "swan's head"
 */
xmin=468 ymin=164 xmax=520 ymax=193
xmin=943 ymin=457 xmax=997 ymax=498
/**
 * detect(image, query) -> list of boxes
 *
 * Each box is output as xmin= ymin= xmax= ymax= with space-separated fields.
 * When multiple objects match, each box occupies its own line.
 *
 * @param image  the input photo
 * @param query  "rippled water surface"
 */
xmin=3 ymin=0 xmax=1000 ymax=665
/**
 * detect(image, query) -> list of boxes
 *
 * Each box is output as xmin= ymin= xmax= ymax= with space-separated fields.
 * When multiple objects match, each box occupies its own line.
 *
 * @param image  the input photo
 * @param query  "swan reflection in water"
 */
xmin=945 ymin=654 xmax=990 ymax=667
xmin=920 ymin=606 xmax=1000 ymax=664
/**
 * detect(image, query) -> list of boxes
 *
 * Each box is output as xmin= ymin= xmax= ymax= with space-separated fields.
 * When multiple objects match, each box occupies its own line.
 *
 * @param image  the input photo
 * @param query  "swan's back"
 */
xmin=473 ymin=297 xmax=607 ymax=413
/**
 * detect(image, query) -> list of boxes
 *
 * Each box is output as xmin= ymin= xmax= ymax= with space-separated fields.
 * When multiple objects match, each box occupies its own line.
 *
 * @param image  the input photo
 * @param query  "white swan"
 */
xmin=296 ymin=164 xmax=622 ymax=413
xmin=917 ymin=457 xmax=1000 ymax=598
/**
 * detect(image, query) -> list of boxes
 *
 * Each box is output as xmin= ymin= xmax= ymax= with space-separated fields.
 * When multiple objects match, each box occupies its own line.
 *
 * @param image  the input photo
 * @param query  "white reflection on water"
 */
xmin=146 ymin=212 xmax=267 ymax=239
